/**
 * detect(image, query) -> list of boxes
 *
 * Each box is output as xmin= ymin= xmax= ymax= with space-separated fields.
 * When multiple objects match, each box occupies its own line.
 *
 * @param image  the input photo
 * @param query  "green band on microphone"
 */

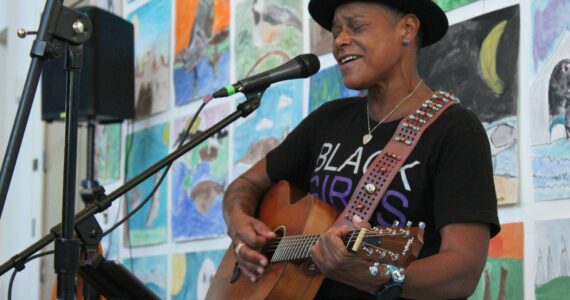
xmin=225 ymin=84 xmax=236 ymax=96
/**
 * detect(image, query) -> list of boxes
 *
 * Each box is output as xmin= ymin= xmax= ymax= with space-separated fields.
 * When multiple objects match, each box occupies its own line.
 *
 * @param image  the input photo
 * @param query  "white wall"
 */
xmin=0 ymin=0 xmax=44 ymax=299
xmin=0 ymin=35 xmax=6 ymax=159
xmin=0 ymin=0 xmax=6 ymax=29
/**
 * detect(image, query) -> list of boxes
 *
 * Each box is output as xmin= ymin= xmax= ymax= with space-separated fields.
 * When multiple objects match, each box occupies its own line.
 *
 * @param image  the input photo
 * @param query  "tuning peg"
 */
xmin=405 ymin=221 xmax=412 ymax=229
xmin=392 ymin=220 xmax=400 ymax=228
xmin=419 ymin=222 xmax=426 ymax=230
xmin=362 ymin=246 xmax=374 ymax=257
xmin=369 ymin=262 xmax=380 ymax=277
xmin=390 ymin=252 xmax=400 ymax=261
xmin=376 ymin=249 xmax=386 ymax=259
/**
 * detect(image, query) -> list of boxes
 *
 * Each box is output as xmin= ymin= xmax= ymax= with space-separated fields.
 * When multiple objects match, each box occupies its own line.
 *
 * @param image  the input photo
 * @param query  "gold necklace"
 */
xmin=363 ymin=79 xmax=423 ymax=145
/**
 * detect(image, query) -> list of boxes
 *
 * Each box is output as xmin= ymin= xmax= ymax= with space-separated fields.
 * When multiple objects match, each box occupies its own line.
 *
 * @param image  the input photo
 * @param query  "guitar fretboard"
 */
xmin=261 ymin=230 xmax=360 ymax=263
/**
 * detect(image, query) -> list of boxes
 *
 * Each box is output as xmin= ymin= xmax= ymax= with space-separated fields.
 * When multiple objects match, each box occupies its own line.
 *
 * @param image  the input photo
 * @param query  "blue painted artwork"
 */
xmin=123 ymin=255 xmax=167 ymax=299
xmin=125 ymin=123 xmax=169 ymax=246
xmin=532 ymin=140 xmax=570 ymax=200
xmin=174 ymin=53 xmax=230 ymax=105
xmin=174 ymin=0 xmax=231 ymax=105
xmin=530 ymin=0 xmax=570 ymax=201
xmin=531 ymin=0 xmax=570 ymax=74
xmin=232 ymin=80 xmax=304 ymax=178
xmin=128 ymin=0 xmax=172 ymax=117
xmin=171 ymin=103 xmax=231 ymax=241
xmin=309 ymin=65 xmax=362 ymax=112
xmin=171 ymin=249 xmax=226 ymax=300
xmin=101 ymin=229 xmax=120 ymax=261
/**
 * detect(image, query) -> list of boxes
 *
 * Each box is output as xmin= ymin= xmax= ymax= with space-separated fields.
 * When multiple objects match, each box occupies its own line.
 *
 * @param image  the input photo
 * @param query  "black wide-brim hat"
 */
xmin=308 ymin=0 xmax=449 ymax=47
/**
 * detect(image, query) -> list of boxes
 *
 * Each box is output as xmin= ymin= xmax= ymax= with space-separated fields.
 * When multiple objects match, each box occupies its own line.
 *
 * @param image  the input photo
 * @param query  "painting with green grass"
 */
xmin=535 ymin=219 xmax=570 ymax=300
xmin=435 ymin=0 xmax=477 ymax=11
xmin=469 ymin=223 xmax=524 ymax=300
xmin=234 ymin=0 xmax=303 ymax=79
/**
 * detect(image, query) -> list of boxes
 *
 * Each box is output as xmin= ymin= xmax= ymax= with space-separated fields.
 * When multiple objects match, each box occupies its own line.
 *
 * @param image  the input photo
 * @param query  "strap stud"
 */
xmin=365 ymin=183 xmax=376 ymax=194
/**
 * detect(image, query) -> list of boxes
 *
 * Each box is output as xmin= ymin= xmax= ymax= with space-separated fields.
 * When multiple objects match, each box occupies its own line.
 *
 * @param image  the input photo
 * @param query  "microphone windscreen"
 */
xmin=295 ymin=54 xmax=321 ymax=78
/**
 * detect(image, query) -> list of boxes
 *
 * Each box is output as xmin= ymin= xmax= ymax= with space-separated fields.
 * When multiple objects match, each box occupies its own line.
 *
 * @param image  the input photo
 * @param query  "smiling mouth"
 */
xmin=339 ymin=55 xmax=360 ymax=65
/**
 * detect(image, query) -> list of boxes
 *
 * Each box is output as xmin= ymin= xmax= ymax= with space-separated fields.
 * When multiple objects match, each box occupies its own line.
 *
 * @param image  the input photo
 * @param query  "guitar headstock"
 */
xmin=347 ymin=221 xmax=425 ymax=268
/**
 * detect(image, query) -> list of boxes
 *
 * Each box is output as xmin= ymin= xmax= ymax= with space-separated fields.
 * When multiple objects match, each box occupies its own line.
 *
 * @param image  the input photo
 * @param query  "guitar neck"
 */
xmin=261 ymin=231 xmax=360 ymax=263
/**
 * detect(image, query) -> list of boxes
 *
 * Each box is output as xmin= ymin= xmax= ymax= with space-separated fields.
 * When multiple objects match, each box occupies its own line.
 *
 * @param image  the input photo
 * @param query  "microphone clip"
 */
xmin=237 ymin=89 xmax=266 ymax=118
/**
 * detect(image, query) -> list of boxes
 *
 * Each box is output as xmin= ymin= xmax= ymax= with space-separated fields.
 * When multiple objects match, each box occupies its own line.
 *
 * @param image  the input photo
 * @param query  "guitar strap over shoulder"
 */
xmin=335 ymin=91 xmax=460 ymax=228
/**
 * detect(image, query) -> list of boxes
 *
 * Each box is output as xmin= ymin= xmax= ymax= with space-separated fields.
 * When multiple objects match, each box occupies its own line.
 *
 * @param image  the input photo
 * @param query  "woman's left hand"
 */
xmin=310 ymin=216 xmax=390 ymax=292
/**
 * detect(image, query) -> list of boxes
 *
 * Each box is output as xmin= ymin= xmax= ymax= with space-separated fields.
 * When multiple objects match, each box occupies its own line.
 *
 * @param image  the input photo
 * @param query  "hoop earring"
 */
xmin=403 ymin=39 xmax=411 ymax=47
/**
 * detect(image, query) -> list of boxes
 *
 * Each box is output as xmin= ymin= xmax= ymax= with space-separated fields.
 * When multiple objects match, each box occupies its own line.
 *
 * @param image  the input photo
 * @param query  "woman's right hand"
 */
xmin=228 ymin=211 xmax=276 ymax=282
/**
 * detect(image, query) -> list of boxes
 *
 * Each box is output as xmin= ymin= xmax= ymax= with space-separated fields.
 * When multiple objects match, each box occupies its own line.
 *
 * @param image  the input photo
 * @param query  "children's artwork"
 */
xmin=123 ymin=255 xmax=168 ymax=299
xmin=535 ymin=218 xmax=570 ymax=299
xmin=171 ymin=102 xmax=231 ymax=241
xmin=101 ymin=228 xmax=120 ymax=260
xmin=234 ymin=0 xmax=304 ymax=80
xmin=174 ymin=0 xmax=230 ymax=106
xmin=529 ymin=0 xmax=570 ymax=201
xmin=469 ymin=222 xmax=524 ymax=300
xmin=125 ymin=123 xmax=169 ymax=246
xmin=309 ymin=65 xmax=362 ymax=112
xmin=435 ymin=0 xmax=477 ymax=11
xmin=310 ymin=21 xmax=333 ymax=56
xmin=418 ymin=5 xmax=520 ymax=205
xmin=128 ymin=0 xmax=171 ymax=118
xmin=531 ymin=0 xmax=570 ymax=75
xmin=94 ymin=123 xmax=121 ymax=184
xmin=232 ymin=81 xmax=303 ymax=178
xmin=171 ymin=249 xmax=226 ymax=300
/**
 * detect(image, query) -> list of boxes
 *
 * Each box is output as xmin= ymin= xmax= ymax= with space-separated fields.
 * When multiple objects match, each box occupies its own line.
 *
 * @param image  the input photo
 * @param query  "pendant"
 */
xmin=363 ymin=134 xmax=373 ymax=145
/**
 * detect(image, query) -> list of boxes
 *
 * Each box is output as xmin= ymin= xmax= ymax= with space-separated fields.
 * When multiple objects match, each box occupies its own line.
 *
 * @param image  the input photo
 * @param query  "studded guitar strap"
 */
xmin=335 ymin=91 xmax=460 ymax=228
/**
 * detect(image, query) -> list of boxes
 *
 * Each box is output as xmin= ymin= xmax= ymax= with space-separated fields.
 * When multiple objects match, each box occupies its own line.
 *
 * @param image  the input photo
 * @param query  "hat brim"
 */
xmin=308 ymin=0 xmax=448 ymax=47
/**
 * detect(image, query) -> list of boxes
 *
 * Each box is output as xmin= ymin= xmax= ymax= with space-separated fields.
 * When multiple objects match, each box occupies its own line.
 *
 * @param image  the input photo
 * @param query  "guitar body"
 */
xmin=206 ymin=181 xmax=340 ymax=300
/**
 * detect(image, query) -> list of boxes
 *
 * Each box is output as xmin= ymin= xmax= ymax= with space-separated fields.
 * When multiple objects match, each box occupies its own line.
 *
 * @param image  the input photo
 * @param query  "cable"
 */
xmin=7 ymin=250 xmax=55 ymax=300
xmin=6 ymin=95 xmax=212 ymax=299
xmin=124 ymin=120 xmax=135 ymax=271
xmin=7 ymin=269 xmax=16 ymax=300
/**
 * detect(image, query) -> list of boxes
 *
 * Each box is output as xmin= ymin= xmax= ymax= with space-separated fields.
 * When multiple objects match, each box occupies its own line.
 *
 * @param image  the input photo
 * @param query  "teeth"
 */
xmin=340 ymin=55 xmax=359 ymax=64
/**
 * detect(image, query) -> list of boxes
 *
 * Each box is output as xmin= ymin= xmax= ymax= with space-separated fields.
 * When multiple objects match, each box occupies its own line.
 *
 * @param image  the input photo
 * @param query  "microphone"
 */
xmin=213 ymin=53 xmax=320 ymax=98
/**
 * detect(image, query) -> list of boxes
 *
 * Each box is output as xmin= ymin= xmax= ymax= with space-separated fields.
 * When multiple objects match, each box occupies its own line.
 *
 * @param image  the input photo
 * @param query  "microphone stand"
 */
xmin=79 ymin=118 xmax=102 ymax=299
xmin=0 ymin=0 xmax=90 ymax=219
xmin=0 ymin=90 xmax=265 ymax=294
xmin=0 ymin=1 xmax=92 ymax=299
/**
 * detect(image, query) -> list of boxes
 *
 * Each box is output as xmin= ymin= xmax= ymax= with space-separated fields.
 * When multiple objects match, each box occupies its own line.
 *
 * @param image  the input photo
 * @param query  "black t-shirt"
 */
xmin=266 ymin=95 xmax=500 ymax=299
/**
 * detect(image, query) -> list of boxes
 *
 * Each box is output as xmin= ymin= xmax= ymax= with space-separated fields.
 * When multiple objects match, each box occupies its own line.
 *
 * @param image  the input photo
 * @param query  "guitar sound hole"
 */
xmin=274 ymin=225 xmax=286 ymax=238
xmin=261 ymin=226 xmax=286 ymax=261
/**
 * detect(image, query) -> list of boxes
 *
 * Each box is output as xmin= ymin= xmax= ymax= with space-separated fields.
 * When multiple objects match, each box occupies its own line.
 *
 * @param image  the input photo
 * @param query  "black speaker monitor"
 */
xmin=42 ymin=6 xmax=134 ymax=123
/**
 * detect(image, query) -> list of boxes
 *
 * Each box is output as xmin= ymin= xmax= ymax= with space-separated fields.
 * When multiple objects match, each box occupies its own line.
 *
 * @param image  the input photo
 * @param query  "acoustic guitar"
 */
xmin=206 ymin=180 xmax=424 ymax=300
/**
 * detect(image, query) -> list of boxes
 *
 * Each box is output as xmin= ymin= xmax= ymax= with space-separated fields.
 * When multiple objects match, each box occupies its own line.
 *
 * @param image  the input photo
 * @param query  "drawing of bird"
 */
xmin=251 ymin=0 xmax=302 ymax=46
xmin=181 ymin=0 xmax=214 ymax=71
xmin=548 ymin=59 xmax=570 ymax=140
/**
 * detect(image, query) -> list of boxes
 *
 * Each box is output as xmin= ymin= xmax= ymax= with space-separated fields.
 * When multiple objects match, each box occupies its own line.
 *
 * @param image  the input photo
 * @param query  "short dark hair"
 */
xmin=374 ymin=3 xmax=424 ymax=49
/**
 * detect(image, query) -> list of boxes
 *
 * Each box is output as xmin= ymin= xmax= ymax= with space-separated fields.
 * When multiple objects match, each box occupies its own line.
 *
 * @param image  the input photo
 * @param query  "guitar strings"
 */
xmin=261 ymin=228 xmax=411 ymax=255
xmin=261 ymin=230 xmax=364 ymax=254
